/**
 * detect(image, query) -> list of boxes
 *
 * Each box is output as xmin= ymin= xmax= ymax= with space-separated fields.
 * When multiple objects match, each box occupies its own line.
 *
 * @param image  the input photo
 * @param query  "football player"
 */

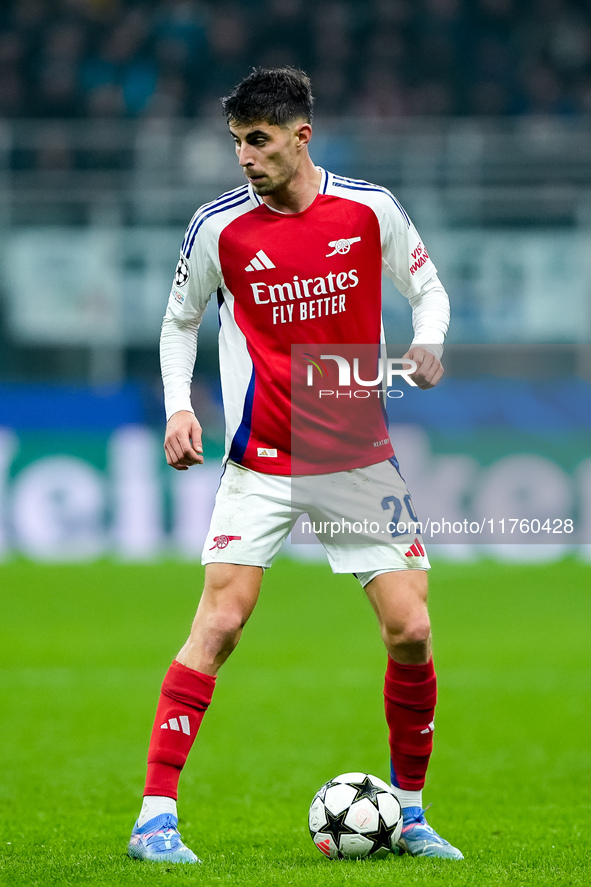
xmin=128 ymin=67 xmax=462 ymax=863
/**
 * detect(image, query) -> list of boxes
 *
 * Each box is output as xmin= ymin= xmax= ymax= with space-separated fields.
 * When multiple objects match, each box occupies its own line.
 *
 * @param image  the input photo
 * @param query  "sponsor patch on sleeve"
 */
xmin=409 ymin=241 xmax=430 ymax=276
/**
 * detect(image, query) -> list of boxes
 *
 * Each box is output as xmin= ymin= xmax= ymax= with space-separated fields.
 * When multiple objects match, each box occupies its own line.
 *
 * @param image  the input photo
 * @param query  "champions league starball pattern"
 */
xmin=309 ymin=773 xmax=403 ymax=859
xmin=174 ymin=255 xmax=190 ymax=287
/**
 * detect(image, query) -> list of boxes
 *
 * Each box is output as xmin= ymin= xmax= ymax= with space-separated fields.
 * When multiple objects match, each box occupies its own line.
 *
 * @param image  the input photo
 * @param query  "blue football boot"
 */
xmin=398 ymin=806 xmax=464 ymax=859
xmin=127 ymin=813 xmax=200 ymax=864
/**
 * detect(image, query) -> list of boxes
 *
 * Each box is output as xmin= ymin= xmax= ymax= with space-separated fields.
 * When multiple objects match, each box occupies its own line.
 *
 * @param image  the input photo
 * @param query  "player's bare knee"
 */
xmin=180 ymin=611 xmax=244 ymax=672
xmin=196 ymin=605 xmax=245 ymax=647
xmin=404 ymin=614 xmax=431 ymax=647
xmin=381 ymin=614 xmax=431 ymax=655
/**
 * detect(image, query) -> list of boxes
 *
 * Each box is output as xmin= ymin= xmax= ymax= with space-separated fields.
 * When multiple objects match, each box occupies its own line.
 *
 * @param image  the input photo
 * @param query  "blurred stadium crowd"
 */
xmin=1 ymin=0 xmax=591 ymax=121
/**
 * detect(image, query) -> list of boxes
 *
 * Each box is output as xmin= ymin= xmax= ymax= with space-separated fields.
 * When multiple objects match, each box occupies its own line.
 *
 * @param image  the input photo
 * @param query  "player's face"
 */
xmin=229 ymin=119 xmax=308 ymax=196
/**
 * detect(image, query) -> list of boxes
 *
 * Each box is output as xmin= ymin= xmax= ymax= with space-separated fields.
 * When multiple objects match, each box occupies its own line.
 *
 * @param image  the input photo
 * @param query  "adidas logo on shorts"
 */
xmin=404 ymin=538 xmax=425 ymax=558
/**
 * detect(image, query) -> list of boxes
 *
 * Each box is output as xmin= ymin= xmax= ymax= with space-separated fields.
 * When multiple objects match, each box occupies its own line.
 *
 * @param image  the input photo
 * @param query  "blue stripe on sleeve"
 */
xmin=332 ymin=177 xmax=411 ymax=227
xmin=185 ymin=194 xmax=251 ymax=257
xmin=182 ymin=185 xmax=250 ymax=254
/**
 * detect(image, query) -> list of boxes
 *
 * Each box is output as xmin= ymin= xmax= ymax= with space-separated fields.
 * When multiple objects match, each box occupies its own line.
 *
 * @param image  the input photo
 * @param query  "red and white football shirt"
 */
xmin=161 ymin=169 xmax=449 ymax=475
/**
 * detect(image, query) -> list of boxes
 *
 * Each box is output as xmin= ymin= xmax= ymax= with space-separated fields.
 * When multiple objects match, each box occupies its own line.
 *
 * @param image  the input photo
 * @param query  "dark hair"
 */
xmin=222 ymin=67 xmax=314 ymax=126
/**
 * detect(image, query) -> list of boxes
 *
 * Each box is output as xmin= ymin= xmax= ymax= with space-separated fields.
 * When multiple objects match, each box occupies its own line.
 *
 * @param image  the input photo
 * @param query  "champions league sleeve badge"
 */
xmin=174 ymin=255 xmax=190 ymax=287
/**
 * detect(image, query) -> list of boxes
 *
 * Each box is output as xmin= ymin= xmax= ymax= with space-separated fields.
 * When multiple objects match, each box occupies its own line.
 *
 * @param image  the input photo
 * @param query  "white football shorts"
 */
xmin=202 ymin=459 xmax=430 ymax=586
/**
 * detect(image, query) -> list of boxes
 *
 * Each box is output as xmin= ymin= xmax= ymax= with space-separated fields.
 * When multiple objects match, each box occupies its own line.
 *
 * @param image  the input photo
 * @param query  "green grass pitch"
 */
xmin=0 ymin=557 xmax=589 ymax=886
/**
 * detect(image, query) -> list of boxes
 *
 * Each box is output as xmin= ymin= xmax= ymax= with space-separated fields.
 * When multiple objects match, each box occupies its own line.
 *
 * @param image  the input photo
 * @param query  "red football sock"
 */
xmin=144 ymin=660 xmax=216 ymax=800
xmin=383 ymin=656 xmax=437 ymax=791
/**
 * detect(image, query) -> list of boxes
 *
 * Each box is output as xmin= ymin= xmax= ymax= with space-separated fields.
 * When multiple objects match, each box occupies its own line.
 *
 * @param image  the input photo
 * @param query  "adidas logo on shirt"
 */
xmin=160 ymin=716 xmax=191 ymax=735
xmin=245 ymin=250 xmax=276 ymax=272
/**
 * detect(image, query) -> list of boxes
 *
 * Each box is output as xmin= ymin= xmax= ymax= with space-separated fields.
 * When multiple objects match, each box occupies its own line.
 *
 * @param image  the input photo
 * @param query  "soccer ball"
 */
xmin=309 ymin=772 xmax=403 ymax=859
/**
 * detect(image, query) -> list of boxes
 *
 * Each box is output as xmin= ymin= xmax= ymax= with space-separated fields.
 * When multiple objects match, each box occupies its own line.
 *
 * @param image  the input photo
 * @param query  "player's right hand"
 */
xmin=164 ymin=410 xmax=204 ymax=470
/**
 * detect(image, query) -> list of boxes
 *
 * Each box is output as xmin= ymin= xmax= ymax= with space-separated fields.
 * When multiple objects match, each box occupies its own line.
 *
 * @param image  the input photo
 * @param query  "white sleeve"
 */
xmin=407 ymin=274 xmax=450 ymax=360
xmin=379 ymin=193 xmax=450 ymax=356
xmin=160 ymin=219 xmax=221 ymax=421
xmin=160 ymin=315 xmax=200 ymax=420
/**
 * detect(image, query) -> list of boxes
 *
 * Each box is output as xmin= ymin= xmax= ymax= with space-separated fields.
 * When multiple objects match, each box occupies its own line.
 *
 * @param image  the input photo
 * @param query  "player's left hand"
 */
xmin=403 ymin=346 xmax=444 ymax=389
